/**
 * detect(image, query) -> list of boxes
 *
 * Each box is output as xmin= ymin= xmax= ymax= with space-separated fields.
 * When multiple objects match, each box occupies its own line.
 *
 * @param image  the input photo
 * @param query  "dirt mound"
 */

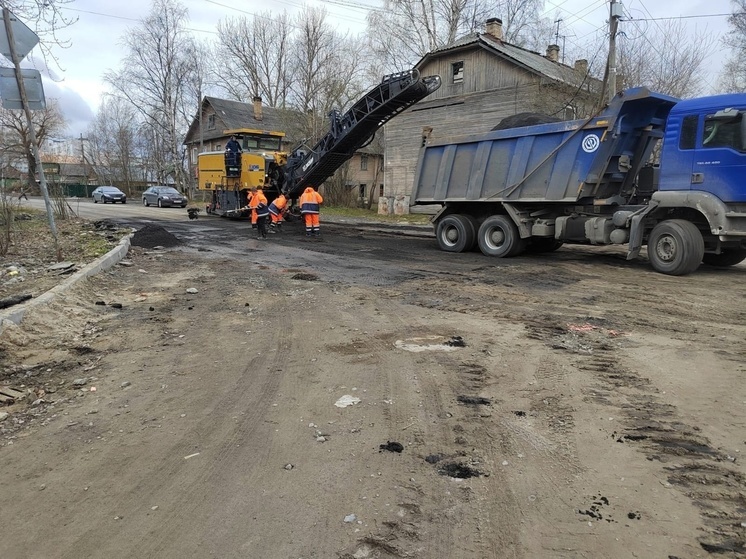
xmin=130 ymin=224 xmax=182 ymax=248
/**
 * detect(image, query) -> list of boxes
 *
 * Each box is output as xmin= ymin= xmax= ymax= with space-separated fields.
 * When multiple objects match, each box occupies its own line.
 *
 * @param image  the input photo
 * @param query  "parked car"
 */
xmin=142 ymin=186 xmax=188 ymax=208
xmin=92 ymin=186 xmax=127 ymax=204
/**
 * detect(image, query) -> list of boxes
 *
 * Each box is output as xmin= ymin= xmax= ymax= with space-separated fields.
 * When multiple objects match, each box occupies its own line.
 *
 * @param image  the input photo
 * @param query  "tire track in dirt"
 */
xmin=537 ymin=325 xmax=746 ymax=556
xmin=326 ymin=291 xmax=459 ymax=559
xmin=53 ymin=260 xmax=294 ymax=558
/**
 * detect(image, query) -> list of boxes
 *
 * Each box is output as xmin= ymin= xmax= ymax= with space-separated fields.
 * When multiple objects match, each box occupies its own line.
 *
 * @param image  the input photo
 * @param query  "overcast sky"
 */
xmin=6 ymin=0 xmax=737 ymax=137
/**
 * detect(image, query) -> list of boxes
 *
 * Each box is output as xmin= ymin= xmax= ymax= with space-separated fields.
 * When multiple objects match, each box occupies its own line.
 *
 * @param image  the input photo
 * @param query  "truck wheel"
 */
xmin=435 ymin=214 xmax=476 ymax=252
xmin=477 ymin=215 xmax=526 ymax=257
xmin=647 ymin=219 xmax=704 ymax=275
xmin=527 ymin=238 xmax=563 ymax=253
xmin=702 ymin=249 xmax=746 ymax=267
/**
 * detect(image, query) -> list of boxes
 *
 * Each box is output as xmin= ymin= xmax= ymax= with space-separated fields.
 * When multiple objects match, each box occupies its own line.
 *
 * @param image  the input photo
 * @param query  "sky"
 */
xmin=4 ymin=0 xmax=738 ymax=138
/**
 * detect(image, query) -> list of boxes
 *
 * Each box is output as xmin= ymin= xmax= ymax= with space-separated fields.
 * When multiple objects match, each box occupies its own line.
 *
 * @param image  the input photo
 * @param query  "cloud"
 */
xmin=41 ymin=78 xmax=95 ymax=138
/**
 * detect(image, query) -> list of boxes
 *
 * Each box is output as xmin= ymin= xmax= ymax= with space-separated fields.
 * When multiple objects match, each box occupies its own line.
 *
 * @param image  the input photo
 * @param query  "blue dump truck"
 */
xmin=412 ymin=87 xmax=746 ymax=275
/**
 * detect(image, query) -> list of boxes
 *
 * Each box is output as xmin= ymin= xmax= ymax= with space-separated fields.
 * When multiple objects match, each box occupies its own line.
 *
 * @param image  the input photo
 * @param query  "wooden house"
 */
xmin=382 ymin=17 xmax=601 ymax=214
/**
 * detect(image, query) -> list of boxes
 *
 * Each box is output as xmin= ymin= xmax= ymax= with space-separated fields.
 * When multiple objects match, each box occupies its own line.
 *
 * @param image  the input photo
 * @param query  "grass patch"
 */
xmin=322 ymin=206 xmax=431 ymax=224
xmin=3 ymin=212 xmax=128 ymax=263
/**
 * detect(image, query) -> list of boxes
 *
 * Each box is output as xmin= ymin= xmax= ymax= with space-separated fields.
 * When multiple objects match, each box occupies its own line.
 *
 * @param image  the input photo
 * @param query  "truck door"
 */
xmin=659 ymin=114 xmax=698 ymax=192
xmin=694 ymin=109 xmax=746 ymax=202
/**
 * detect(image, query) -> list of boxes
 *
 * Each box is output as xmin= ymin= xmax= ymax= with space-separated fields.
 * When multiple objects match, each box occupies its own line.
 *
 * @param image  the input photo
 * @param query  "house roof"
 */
xmin=184 ymin=97 xmax=289 ymax=145
xmin=418 ymin=32 xmax=599 ymax=91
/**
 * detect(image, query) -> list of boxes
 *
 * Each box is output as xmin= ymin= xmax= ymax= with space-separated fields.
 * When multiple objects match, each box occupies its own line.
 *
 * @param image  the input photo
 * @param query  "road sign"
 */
xmin=0 ymin=67 xmax=46 ymax=110
xmin=0 ymin=11 xmax=39 ymax=61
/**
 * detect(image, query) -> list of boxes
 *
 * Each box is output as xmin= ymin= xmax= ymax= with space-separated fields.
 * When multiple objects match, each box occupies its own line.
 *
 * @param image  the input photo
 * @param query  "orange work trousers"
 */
xmin=303 ymin=213 xmax=320 ymax=236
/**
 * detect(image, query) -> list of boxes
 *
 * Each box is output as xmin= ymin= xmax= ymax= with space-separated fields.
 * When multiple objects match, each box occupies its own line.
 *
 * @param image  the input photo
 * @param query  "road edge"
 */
xmin=0 ymin=234 xmax=132 ymax=335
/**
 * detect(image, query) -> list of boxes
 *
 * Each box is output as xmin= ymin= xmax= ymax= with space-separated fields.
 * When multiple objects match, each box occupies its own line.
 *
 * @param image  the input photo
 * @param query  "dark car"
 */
xmin=142 ymin=186 xmax=188 ymax=208
xmin=92 ymin=186 xmax=127 ymax=204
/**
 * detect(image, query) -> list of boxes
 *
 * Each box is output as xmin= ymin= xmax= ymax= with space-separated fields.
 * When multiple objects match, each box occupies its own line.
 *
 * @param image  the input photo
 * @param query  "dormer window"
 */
xmin=452 ymin=61 xmax=464 ymax=84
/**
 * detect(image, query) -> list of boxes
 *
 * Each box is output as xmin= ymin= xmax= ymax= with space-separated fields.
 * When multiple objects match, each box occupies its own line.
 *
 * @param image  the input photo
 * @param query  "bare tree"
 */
xmin=217 ymin=12 xmax=292 ymax=107
xmin=0 ymin=100 xmax=64 ymax=190
xmin=719 ymin=0 xmax=746 ymax=92
xmin=365 ymin=0 xmax=544 ymax=70
xmin=87 ymin=95 xmax=142 ymax=194
xmin=615 ymin=19 xmax=715 ymax=98
xmin=104 ymin=0 xmax=197 ymax=189
xmin=290 ymin=5 xmax=367 ymax=143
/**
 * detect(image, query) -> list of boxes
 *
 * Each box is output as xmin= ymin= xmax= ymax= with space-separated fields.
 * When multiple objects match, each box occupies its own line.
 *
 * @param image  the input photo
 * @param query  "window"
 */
xmin=360 ymin=154 xmax=368 ymax=171
xmin=702 ymin=112 xmax=744 ymax=151
xmin=680 ymin=115 xmax=698 ymax=150
xmin=563 ymin=105 xmax=576 ymax=120
xmin=379 ymin=184 xmax=384 ymax=197
xmin=215 ymin=144 xmax=221 ymax=151
xmin=359 ymin=184 xmax=366 ymax=199
xmin=452 ymin=61 xmax=464 ymax=84
xmin=207 ymin=114 xmax=216 ymax=130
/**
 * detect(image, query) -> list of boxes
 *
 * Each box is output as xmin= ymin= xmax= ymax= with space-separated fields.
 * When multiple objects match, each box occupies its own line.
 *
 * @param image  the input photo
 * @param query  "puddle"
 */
xmin=394 ymin=335 xmax=465 ymax=353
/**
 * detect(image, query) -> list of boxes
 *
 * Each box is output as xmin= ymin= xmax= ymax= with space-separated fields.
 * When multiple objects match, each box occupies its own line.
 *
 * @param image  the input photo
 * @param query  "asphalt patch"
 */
xmin=437 ymin=462 xmax=481 ymax=479
xmin=131 ymin=225 xmax=182 ymax=248
xmin=445 ymin=335 xmax=466 ymax=347
xmin=457 ymin=395 xmax=491 ymax=406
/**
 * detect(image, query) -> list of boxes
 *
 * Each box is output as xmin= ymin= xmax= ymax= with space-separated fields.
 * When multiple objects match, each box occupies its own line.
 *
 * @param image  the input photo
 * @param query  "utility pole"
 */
xmin=79 ymin=133 xmax=89 ymax=186
xmin=607 ymin=0 xmax=622 ymax=103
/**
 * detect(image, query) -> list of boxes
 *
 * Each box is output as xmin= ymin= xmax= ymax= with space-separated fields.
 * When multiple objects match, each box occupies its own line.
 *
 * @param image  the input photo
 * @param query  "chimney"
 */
xmin=574 ymin=59 xmax=588 ymax=76
xmin=485 ymin=17 xmax=503 ymax=41
xmin=253 ymin=96 xmax=263 ymax=122
xmin=546 ymin=44 xmax=560 ymax=63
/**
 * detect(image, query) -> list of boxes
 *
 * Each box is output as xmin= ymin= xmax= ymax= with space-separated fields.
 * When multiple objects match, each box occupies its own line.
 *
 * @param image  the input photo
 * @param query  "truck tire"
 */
xmin=477 ymin=215 xmax=526 ymax=257
xmin=647 ymin=219 xmax=704 ymax=275
xmin=436 ymin=214 xmax=476 ymax=253
xmin=702 ymin=249 xmax=746 ymax=267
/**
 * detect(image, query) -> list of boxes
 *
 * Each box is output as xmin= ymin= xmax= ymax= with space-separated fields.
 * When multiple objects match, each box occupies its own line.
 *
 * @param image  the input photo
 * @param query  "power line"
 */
xmin=61 ymin=6 xmax=219 ymax=35
xmin=626 ymin=12 xmax=742 ymax=22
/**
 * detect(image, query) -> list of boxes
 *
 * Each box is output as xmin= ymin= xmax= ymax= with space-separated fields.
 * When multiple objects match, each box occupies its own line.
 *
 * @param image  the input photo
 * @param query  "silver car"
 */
xmin=92 ymin=186 xmax=127 ymax=204
xmin=142 ymin=186 xmax=188 ymax=208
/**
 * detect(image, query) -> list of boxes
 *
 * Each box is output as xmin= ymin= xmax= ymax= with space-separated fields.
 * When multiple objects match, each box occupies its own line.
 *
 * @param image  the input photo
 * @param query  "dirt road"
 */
xmin=1 ymin=217 xmax=744 ymax=558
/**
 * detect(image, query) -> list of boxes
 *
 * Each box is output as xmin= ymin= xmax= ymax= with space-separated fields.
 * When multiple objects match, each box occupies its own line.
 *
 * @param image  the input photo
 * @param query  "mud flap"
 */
xmin=626 ymin=200 xmax=659 ymax=260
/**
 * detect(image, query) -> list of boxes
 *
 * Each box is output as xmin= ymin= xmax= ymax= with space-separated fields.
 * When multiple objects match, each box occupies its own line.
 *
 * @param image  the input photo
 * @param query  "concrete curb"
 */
xmin=0 ymin=234 xmax=132 ymax=334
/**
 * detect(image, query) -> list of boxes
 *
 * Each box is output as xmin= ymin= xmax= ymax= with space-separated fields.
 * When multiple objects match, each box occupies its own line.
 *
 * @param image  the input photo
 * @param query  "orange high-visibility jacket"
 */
xmin=299 ymin=187 xmax=323 ymax=214
xmin=269 ymin=194 xmax=288 ymax=216
xmin=249 ymin=189 xmax=267 ymax=209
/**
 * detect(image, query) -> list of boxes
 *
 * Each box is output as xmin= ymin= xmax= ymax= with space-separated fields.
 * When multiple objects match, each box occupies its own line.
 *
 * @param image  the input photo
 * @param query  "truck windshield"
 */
xmin=702 ymin=111 xmax=745 ymax=151
xmin=244 ymin=136 xmax=282 ymax=151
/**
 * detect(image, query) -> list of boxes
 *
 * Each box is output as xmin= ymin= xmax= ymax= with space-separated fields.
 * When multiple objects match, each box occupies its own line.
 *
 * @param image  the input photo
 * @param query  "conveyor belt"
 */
xmin=283 ymin=69 xmax=441 ymax=198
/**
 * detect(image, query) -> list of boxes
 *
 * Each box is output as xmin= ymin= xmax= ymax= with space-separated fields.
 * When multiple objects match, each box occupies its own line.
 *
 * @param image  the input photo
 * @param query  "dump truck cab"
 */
xmin=659 ymin=95 xmax=746 ymax=202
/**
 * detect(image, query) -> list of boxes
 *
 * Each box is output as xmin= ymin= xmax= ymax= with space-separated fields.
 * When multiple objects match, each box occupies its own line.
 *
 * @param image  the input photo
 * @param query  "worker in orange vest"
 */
xmin=299 ymin=186 xmax=323 ymax=237
xmin=244 ymin=188 xmax=256 ymax=227
xmin=249 ymin=187 xmax=269 ymax=239
xmin=268 ymin=193 xmax=289 ymax=232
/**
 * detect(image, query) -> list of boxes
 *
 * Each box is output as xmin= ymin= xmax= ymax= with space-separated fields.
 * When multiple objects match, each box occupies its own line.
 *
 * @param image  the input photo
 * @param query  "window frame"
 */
xmin=452 ymin=61 xmax=464 ymax=84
